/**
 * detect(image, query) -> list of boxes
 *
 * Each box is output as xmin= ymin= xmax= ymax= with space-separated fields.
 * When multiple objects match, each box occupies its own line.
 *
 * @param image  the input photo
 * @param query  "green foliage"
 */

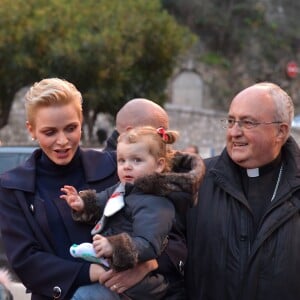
xmin=200 ymin=52 xmax=230 ymax=68
xmin=0 ymin=0 xmax=196 ymax=130
xmin=162 ymin=0 xmax=300 ymax=111
xmin=161 ymin=0 xmax=296 ymax=59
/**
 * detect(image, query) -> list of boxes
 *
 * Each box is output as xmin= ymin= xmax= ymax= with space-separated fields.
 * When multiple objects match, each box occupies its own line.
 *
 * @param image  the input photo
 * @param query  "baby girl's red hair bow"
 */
xmin=157 ymin=127 xmax=169 ymax=142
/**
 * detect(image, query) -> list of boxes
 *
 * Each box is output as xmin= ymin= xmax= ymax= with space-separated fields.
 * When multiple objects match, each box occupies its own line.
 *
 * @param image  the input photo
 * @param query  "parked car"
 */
xmin=0 ymin=146 xmax=36 ymax=174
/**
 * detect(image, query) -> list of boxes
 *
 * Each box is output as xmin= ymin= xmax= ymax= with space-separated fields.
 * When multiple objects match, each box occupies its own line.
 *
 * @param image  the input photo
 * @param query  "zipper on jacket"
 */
xmin=239 ymin=209 xmax=250 ymax=279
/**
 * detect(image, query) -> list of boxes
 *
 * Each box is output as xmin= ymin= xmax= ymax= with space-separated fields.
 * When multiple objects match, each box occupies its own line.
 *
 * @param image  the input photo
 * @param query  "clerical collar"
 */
xmin=247 ymin=168 xmax=259 ymax=177
xmin=245 ymin=154 xmax=282 ymax=178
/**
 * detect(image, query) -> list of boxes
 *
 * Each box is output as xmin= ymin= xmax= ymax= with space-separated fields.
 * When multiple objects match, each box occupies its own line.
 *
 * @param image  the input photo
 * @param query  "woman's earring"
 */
xmin=31 ymin=137 xmax=35 ymax=141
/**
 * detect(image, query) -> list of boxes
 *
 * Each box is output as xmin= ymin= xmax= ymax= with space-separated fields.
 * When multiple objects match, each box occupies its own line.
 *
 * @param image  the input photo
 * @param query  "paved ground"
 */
xmin=9 ymin=282 xmax=31 ymax=300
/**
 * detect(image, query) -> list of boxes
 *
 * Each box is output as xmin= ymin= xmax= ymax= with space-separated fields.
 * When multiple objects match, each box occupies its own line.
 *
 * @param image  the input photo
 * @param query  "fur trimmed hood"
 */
xmin=134 ymin=151 xmax=205 ymax=211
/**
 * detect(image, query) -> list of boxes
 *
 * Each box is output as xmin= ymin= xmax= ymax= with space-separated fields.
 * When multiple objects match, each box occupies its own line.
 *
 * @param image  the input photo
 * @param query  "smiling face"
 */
xmin=226 ymin=85 xmax=287 ymax=169
xmin=26 ymin=103 xmax=82 ymax=165
xmin=117 ymin=141 xmax=165 ymax=184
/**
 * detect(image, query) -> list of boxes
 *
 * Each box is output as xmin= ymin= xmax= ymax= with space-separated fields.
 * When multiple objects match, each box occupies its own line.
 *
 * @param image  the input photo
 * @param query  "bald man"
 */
xmin=116 ymin=98 xmax=169 ymax=133
xmin=105 ymin=98 xmax=169 ymax=151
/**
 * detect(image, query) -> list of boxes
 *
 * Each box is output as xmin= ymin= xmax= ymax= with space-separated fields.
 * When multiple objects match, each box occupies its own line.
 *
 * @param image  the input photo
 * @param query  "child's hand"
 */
xmin=93 ymin=234 xmax=113 ymax=258
xmin=60 ymin=185 xmax=84 ymax=211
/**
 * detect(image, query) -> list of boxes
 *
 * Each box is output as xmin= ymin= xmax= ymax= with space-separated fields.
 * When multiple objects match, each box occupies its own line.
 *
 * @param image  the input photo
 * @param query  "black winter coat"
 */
xmin=186 ymin=136 xmax=300 ymax=300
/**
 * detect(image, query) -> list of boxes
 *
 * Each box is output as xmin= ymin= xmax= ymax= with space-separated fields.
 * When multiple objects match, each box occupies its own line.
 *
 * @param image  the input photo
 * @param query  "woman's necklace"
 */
xmin=270 ymin=163 xmax=284 ymax=202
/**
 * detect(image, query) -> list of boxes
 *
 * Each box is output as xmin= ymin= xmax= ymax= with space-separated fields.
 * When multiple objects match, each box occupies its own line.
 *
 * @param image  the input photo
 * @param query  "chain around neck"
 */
xmin=270 ymin=163 xmax=284 ymax=202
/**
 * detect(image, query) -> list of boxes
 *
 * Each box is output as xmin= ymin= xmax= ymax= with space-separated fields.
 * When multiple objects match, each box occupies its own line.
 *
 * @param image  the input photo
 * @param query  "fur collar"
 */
xmin=134 ymin=151 xmax=205 ymax=208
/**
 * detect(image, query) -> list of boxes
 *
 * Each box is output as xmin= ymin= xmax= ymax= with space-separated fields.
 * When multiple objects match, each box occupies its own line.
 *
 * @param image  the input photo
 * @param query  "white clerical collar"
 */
xmin=246 ymin=168 xmax=259 ymax=177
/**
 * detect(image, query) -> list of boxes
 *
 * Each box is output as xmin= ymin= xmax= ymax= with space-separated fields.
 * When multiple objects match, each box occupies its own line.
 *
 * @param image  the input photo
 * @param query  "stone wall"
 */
xmin=1 ymin=88 xmax=300 ymax=159
xmin=0 ymin=89 xmax=227 ymax=158
xmin=0 ymin=87 xmax=34 ymax=147
xmin=165 ymin=104 xmax=226 ymax=157
xmin=0 ymin=86 xmax=228 ymax=157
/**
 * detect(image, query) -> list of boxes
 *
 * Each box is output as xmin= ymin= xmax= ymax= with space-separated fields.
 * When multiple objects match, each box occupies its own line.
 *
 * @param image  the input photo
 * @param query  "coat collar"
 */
xmin=133 ymin=151 xmax=205 ymax=210
xmin=210 ymin=136 xmax=300 ymax=200
xmin=0 ymin=148 xmax=117 ymax=192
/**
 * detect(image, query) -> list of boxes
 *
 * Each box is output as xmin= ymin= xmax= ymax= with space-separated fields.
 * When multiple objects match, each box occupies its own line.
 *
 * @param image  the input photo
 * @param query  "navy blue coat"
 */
xmin=0 ymin=148 xmax=118 ymax=299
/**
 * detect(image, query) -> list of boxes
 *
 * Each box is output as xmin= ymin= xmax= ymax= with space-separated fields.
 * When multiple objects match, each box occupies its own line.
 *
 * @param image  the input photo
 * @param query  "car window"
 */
xmin=0 ymin=147 xmax=36 ymax=174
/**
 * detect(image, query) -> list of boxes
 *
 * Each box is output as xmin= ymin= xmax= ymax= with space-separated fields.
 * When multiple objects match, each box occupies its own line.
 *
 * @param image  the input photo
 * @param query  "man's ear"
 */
xmin=277 ymin=123 xmax=289 ymax=142
xmin=125 ymin=126 xmax=133 ymax=132
xmin=156 ymin=157 xmax=166 ymax=173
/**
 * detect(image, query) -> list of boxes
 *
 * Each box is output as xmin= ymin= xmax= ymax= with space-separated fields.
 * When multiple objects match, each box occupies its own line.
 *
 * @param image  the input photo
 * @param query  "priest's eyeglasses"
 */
xmin=221 ymin=118 xmax=282 ymax=129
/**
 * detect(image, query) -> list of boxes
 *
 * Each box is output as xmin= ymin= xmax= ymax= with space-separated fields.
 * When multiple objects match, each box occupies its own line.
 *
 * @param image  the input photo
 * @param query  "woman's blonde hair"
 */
xmin=25 ymin=78 xmax=83 ymax=126
xmin=118 ymin=126 xmax=179 ymax=172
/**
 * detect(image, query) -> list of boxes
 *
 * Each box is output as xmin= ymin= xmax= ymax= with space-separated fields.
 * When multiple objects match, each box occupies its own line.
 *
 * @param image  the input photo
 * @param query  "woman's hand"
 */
xmin=99 ymin=259 xmax=158 ymax=294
